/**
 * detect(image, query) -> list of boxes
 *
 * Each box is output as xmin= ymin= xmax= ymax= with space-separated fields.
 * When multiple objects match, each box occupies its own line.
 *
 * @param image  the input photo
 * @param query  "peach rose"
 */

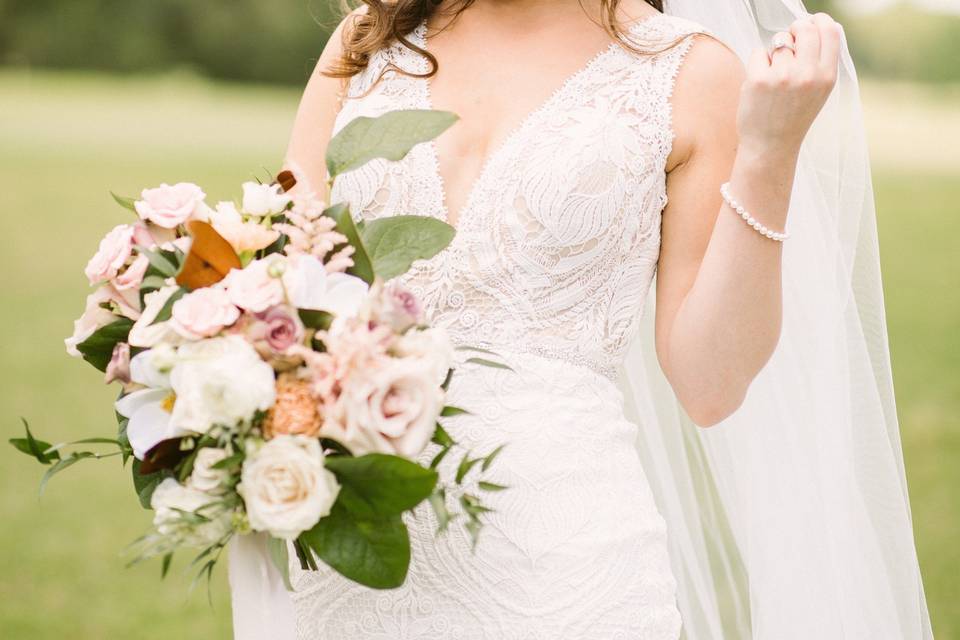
xmin=210 ymin=201 xmax=280 ymax=253
xmin=262 ymin=372 xmax=322 ymax=439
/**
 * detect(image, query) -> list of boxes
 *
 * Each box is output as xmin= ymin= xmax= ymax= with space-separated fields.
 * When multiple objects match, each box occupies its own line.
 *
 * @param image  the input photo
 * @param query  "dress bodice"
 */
xmin=330 ymin=13 xmax=708 ymax=380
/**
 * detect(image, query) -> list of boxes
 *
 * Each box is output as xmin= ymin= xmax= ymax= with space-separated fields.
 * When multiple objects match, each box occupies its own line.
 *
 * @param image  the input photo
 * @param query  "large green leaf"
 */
xmin=76 ymin=317 xmax=134 ymax=372
xmin=299 ymin=502 xmax=410 ymax=589
xmin=360 ymin=216 xmax=455 ymax=281
xmin=324 ymin=453 xmax=438 ymax=519
xmin=132 ymin=459 xmax=168 ymax=509
xmin=321 ymin=203 xmax=375 ymax=284
xmin=326 ymin=110 xmax=458 ymax=180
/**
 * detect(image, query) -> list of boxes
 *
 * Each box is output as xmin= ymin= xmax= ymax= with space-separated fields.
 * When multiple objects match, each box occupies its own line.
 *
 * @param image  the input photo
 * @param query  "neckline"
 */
xmin=414 ymin=12 xmax=667 ymax=232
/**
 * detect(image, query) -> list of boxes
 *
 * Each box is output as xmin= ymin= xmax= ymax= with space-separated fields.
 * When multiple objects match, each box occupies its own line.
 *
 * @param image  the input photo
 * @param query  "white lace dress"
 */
xmin=290 ymin=13 xmax=708 ymax=639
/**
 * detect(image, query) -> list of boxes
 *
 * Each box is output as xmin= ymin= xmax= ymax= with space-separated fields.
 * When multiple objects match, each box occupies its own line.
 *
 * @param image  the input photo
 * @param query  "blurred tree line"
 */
xmin=0 ymin=0 xmax=340 ymax=85
xmin=1 ymin=0 xmax=958 ymax=85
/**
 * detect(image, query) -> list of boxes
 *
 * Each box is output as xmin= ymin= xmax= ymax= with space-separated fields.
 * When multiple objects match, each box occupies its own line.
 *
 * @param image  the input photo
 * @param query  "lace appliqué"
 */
xmin=331 ymin=14 xmax=708 ymax=381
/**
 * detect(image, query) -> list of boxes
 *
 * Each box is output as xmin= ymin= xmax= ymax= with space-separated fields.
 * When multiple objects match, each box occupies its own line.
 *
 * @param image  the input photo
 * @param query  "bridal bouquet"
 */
xmin=10 ymin=110 xmax=507 ymax=591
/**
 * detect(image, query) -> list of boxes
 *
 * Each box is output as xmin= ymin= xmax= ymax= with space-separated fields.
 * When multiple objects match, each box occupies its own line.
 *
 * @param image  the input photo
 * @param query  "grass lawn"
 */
xmin=0 ymin=69 xmax=956 ymax=638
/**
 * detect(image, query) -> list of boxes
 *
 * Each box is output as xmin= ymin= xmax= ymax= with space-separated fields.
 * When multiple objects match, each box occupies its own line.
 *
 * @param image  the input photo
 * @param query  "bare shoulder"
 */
xmin=668 ymin=33 xmax=745 ymax=170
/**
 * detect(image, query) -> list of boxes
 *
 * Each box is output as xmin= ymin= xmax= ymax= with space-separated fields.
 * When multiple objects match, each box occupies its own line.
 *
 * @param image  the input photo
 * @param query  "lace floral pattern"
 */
xmin=330 ymin=14 xmax=708 ymax=380
xmin=292 ymin=13 xmax=709 ymax=639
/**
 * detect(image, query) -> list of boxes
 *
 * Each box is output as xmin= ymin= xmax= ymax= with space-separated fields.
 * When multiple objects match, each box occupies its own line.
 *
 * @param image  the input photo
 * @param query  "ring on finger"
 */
xmin=769 ymin=31 xmax=796 ymax=56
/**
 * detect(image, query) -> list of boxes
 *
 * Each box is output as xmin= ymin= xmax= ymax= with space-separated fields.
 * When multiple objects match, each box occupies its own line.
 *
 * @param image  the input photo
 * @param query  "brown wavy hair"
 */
xmin=325 ymin=0 xmax=667 ymax=80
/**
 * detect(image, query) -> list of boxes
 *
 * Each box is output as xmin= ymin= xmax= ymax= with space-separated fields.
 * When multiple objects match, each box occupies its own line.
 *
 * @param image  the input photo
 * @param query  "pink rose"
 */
xmin=171 ymin=286 xmax=241 ymax=338
xmin=132 ymin=220 xmax=177 ymax=249
xmin=85 ymin=224 xmax=134 ymax=284
xmin=114 ymin=253 xmax=150 ymax=291
xmin=223 ymin=259 xmax=285 ymax=312
xmin=378 ymin=281 xmax=424 ymax=332
xmin=134 ymin=182 xmax=207 ymax=229
xmin=249 ymin=305 xmax=304 ymax=354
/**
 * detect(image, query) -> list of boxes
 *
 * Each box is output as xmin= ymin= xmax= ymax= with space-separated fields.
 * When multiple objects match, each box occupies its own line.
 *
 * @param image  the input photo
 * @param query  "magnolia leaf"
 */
xmin=267 ymin=537 xmax=293 ymax=591
xmin=321 ymin=203 xmax=375 ymax=284
xmin=76 ymin=318 xmax=134 ymax=372
xmin=175 ymin=220 xmax=242 ymax=290
xmin=324 ymin=454 xmax=438 ymax=519
xmin=300 ymin=503 xmax=410 ymax=589
xmin=326 ymin=110 xmax=458 ymax=180
xmin=111 ymin=191 xmax=137 ymax=212
xmin=360 ymin=216 xmax=455 ymax=281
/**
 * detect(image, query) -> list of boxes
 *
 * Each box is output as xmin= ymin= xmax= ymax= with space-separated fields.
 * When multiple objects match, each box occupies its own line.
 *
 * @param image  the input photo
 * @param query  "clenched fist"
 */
xmin=737 ymin=13 xmax=844 ymax=159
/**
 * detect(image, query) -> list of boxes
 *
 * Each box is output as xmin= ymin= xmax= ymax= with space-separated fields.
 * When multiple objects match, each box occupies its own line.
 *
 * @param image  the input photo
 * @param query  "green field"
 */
xmin=0 ymin=70 xmax=957 ymax=638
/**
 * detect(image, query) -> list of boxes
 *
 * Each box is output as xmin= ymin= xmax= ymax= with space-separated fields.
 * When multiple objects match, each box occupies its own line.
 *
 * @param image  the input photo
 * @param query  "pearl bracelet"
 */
xmin=720 ymin=182 xmax=789 ymax=242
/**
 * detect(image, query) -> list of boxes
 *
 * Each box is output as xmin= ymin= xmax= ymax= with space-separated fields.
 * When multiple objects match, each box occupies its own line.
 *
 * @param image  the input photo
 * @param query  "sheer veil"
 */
xmin=617 ymin=1 xmax=933 ymax=637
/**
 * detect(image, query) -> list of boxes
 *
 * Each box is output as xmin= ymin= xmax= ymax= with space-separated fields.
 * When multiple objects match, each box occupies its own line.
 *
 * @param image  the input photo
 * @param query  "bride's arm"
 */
xmin=655 ymin=13 xmax=842 ymax=427
xmin=281 ymin=8 xmax=365 ymax=193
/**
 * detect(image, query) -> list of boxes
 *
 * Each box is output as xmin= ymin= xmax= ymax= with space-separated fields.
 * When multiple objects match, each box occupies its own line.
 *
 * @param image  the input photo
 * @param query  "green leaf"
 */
xmin=465 ymin=357 xmax=514 ymax=372
xmin=151 ymin=287 xmax=186 ymax=325
xmin=481 ymin=444 xmax=506 ymax=472
xmin=431 ymin=423 xmax=454 ymax=448
xmin=39 ymin=451 xmax=96 ymax=496
xmin=478 ymin=481 xmax=509 ymax=492
xmin=132 ymin=459 xmax=168 ymax=509
xmin=324 ymin=454 xmax=438 ymax=519
xmin=455 ymin=451 xmax=483 ymax=484
xmin=299 ymin=502 xmax=410 ymax=589
xmin=428 ymin=488 xmax=454 ymax=533
xmin=429 ymin=446 xmax=452 ymax=470
xmin=326 ymin=110 xmax=458 ymax=180
xmin=161 ymin=553 xmax=173 ymax=579
xmin=440 ymin=405 xmax=470 ymax=417
xmin=298 ymin=309 xmax=333 ymax=331
xmin=75 ymin=318 xmax=134 ymax=372
xmin=321 ymin=203 xmax=375 ymax=284
xmin=135 ymin=245 xmax=178 ymax=278
xmin=111 ymin=191 xmax=137 ymax=212
xmin=360 ymin=216 xmax=455 ymax=281
xmin=139 ymin=274 xmax=168 ymax=293
xmin=210 ymin=451 xmax=244 ymax=471
xmin=9 ymin=419 xmax=60 ymax=465
xmin=267 ymin=537 xmax=293 ymax=591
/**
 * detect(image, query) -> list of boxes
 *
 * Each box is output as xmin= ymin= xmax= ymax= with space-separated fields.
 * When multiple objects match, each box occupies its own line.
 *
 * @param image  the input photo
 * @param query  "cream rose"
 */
xmin=188 ymin=447 xmax=231 ymax=495
xmin=322 ymin=357 xmax=444 ymax=459
xmin=238 ymin=436 xmax=340 ymax=540
xmin=392 ymin=327 xmax=455 ymax=387
xmin=241 ymin=182 xmax=292 ymax=216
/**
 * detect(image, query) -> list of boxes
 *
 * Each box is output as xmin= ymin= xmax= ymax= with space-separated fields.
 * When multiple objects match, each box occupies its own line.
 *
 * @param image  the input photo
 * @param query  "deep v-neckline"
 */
xmin=413 ymin=13 xmax=665 ymax=232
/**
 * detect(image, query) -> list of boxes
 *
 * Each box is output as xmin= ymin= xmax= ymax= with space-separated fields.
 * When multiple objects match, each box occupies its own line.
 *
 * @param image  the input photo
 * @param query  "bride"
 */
xmin=230 ymin=0 xmax=932 ymax=638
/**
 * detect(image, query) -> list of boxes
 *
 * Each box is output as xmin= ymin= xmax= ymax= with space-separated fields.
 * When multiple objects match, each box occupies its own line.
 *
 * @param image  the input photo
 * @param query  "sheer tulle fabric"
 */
xmin=618 ymin=1 xmax=933 ymax=638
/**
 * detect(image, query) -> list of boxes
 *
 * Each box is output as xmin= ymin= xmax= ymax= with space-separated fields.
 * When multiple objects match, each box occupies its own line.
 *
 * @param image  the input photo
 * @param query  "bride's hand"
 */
xmin=736 ymin=12 xmax=843 ymax=160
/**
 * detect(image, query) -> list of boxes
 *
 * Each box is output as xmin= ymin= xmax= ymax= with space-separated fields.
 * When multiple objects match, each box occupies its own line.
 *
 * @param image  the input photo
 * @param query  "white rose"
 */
xmin=392 ymin=327 xmax=455 ymax=387
xmin=150 ymin=478 xmax=231 ymax=547
xmin=238 ymin=436 xmax=340 ymax=540
xmin=189 ymin=447 xmax=231 ymax=494
xmin=323 ymin=357 xmax=444 ymax=459
xmin=281 ymin=254 xmax=369 ymax=318
xmin=170 ymin=335 xmax=276 ymax=433
xmin=241 ymin=182 xmax=292 ymax=216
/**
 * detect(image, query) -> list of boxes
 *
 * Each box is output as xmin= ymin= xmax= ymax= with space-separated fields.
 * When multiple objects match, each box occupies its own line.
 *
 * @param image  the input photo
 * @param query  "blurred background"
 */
xmin=0 ymin=0 xmax=957 ymax=637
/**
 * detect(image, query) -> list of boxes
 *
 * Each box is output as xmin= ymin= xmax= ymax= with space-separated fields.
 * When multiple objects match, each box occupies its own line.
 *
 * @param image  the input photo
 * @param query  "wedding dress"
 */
xmin=289 ymin=12 xmax=703 ymax=639
xmin=230 ymin=2 xmax=933 ymax=639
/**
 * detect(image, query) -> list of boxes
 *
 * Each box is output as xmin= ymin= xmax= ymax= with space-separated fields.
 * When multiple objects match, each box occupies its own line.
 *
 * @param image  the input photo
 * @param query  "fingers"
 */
xmin=769 ymin=31 xmax=796 ymax=70
xmin=790 ymin=16 xmax=821 ymax=67
xmin=813 ymin=13 xmax=843 ymax=79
